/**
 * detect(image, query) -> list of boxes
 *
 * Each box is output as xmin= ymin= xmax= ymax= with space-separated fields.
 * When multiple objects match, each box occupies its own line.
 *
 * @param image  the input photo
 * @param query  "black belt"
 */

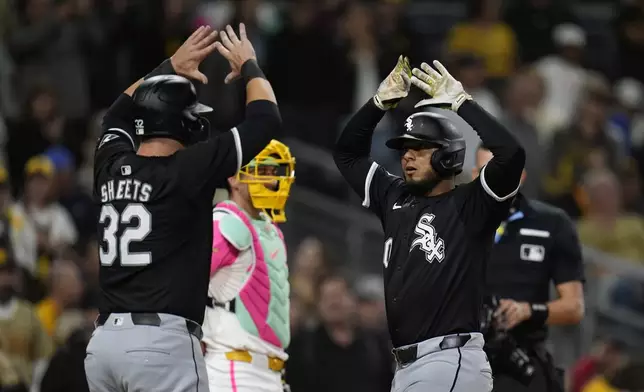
xmin=207 ymin=297 xmax=236 ymax=312
xmin=96 ymin=313 xmax=203 ymax=340
xmin=392 ymin=334 xmax=472 ymax=366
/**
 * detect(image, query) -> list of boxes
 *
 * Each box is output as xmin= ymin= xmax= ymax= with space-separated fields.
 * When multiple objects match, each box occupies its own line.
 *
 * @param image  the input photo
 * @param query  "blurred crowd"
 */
xmin=1 ymin=0 xmax=644 ymax=391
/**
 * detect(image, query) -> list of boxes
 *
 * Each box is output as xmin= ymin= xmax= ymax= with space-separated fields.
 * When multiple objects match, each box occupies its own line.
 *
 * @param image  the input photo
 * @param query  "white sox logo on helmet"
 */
xmin=405 ymin=117 xmax=413 ymax=132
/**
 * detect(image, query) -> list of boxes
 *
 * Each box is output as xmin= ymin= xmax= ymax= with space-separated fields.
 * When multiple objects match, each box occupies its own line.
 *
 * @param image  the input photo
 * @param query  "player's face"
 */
xmin=401 ymin=146 xmax=438 ymax=184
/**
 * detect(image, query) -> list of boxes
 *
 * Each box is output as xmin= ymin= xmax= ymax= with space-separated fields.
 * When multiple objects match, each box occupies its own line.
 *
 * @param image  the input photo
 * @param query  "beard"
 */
xmin=405 ymin=176 xmax=441 ymax=196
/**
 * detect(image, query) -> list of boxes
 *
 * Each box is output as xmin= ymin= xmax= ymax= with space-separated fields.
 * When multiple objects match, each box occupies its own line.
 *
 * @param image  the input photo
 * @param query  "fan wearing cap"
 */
xmin=12 ymin=155 xmax=77 ymax=302
xmin=202 ymin=139 xmax=295 ymax=392
xmin=334 ymin=56 xmax=524 ymax=392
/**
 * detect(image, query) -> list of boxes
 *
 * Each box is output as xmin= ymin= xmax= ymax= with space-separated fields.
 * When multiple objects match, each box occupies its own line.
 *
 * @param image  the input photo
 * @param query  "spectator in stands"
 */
xmin=0 ymin=253 xmax=52 ymax=389
xmin=6 ymin=0 xmax=93 ymax=118
xmin=577 ymin=169 xmax=644 ymax=263
xmin=291 ymin=237 xmax=328 ymax=320
xmin=535 ymin=23 xmax=590 ymax=137
xmin=450 ymin=52 xmax=501 ymax=118
xmin=375 ymin=0 xmax=422 ymax=68
xmin=447 ymin=0 xmax=517 ymax=83
xmin=610 ymin=78 xmax=644 ymax=156
xmin=290 ymin=293 xmax=306 ymax=335
xmin=354 ymin=274 xmax=387 ymax=333
xmin=504 ymin=0 xmax=576 ymax=64
xmin=5 ymin=85 xmax=85 ymax=195
xmin=0 ymin=334 xmax=26 ymax=392
xmin=41 ymin=324 xmax=92 ymax=392
xmin=499 ymin=67 xmax=546 ymax=198
xmin=286 ymin=274 xmax=392 ymax=392
xmin=619 ymin=160 xmax=644 ymax=215
xmin=36 ymin=259 xmax=83 ymax=337
xmin=0 ymin=166 xmax=37 ymax=280
xmin=13 ymin=155 xmax=77 ymax=299
xmin=616 ymin=1 xmax=644 ymax=84
xmin=570 ymin=338 xmax=626 ymax=392
xmin=542 ymin=81 xmax=622 ymax=218
xmin=44 ymin=145 xmax=95 ymax=248
xmin=266 ymin=0 xmax=347 ymax=147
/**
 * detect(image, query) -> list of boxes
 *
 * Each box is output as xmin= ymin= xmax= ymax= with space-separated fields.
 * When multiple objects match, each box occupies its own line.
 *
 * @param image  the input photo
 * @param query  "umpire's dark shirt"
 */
xmin=486 ymin=193 xmax=584 ymax=344
xmin=334 ymin=99 xmax=526 ymax=347
xmin=94 ymin=94 xmax=280 ymax=324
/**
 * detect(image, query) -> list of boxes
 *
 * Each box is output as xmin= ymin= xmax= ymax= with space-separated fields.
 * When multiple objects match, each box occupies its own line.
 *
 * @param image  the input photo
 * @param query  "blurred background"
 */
xmin=1 ymin=0 xmax=644 ymax=391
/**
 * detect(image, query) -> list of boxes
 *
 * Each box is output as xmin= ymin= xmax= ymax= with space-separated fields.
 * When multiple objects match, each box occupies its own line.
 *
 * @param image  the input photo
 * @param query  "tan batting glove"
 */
xmin=373 ymin=55 xmax=412 ymax=111
xmin=412 ymin=60 xmax=472 ymax=112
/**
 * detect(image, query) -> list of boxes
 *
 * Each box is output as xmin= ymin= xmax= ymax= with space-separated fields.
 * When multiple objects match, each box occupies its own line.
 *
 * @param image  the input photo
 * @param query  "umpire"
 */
xmin=473 ymin=144 xmax=584 ymax=392
xmin=334 ymin=57 xmax=525 ymax=392
xmin=85 ymin=24 xmax=281 ymax=392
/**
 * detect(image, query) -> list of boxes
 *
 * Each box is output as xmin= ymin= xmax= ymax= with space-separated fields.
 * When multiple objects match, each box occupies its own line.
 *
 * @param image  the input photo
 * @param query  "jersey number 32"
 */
xmin=99 ymin=203 xmax=152 ymax=267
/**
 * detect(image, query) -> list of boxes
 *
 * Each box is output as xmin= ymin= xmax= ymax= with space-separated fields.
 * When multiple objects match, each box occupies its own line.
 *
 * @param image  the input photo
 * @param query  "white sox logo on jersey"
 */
xmin=410 ymin=213 xmax=445 ymax=263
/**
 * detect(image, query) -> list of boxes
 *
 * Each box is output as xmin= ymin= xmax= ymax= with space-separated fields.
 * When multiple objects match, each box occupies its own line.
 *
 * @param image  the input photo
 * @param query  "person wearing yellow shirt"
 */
xmin=582 ymin=375 xmax=618 ymax=392
xmin=447 ymin=0 xmax=517 ymax=80
xmin=36 ymin=259 xmax=83 ymax=336
xmin=576 ymin=169 xmax=644 ymax=264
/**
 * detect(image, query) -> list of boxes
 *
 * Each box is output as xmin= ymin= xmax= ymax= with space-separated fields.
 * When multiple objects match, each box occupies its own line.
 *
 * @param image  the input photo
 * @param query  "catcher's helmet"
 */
xmin=131 ymin=75 xmax=213 ymax=146
xmin=386 ymin=111 xmax=466 ymax=177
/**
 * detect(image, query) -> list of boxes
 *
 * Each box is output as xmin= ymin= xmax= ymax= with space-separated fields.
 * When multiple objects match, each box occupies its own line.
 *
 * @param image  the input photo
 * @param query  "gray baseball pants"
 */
xmin=391 ymin=333 xmax=493 ymax=392
xmin=84 ymin=313 xmax=209 ymax=392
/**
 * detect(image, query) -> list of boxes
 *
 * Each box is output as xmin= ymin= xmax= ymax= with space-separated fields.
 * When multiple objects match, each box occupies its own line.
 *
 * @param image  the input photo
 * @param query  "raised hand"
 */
xmin=373 ymin=55 xmax=412 ymax=111
xmin=215 ymin=23 xmax=257 ymax=84
xmin=411 ymin=60 xmax=472 ymax=111
xmin=170 ymin=26 xmax=219 ymax=84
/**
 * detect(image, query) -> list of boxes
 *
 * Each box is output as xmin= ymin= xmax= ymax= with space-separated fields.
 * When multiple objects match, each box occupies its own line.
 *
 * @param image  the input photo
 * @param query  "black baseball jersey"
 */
xmin=334 ymin=99 xmax=525 ymax=348
xmin=486 ymin=193 xmax=584 ymax=343
xmin=94 ymin=94 xmax=280 ymax=324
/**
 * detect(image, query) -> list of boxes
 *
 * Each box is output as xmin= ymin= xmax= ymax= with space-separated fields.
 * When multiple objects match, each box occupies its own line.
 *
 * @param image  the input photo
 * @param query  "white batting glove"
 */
xmin=412 ymin=60 xmax=472 ymax=112
xmin=373 ymin=55 xmax=412 ymax=111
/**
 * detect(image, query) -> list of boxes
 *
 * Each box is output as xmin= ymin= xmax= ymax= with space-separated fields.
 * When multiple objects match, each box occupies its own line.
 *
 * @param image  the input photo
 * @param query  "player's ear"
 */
xmin=520 ymin=170 xmax=527 ymax=185
xmin=227 ymin=176 xmax=237 ymax=190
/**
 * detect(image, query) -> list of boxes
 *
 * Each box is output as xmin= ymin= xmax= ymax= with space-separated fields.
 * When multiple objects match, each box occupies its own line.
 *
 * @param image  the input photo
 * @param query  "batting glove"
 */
xmin=373 ymin=55 xmax=412 ymax=111
xmin=412 ymin=60 xmax=472 ymax=112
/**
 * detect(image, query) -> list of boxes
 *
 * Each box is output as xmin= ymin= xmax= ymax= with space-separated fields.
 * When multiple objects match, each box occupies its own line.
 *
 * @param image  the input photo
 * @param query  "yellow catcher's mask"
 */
xmin=237 ymin=140 xmax=295 ymax=223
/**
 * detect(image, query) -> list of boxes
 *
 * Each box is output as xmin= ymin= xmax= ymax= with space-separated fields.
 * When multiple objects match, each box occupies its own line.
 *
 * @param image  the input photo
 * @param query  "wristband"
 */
xmin=529 ymin=303 xmax=549 ymax=326
xmin=241 ymin=59 xmax=265 ymax=84
xmin=144 ymin=59 xmax=176 ymax=80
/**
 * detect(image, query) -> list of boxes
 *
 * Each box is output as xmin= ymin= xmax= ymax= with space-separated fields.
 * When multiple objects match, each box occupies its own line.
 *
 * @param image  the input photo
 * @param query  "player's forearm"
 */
xmin=243 ymin=60 xmax=277 ymax=104
xmin=546 ymin=295 xmax=585 ymax=325
xmin=334 ymin=99 xmax=385 ymax=162
xmin=235 ymin=100 xmax=282 ymax=164
xmin=457 ymin=100 xmax=525 ymax=197
xmin=123 ymin=59 xmax=177 ymax=96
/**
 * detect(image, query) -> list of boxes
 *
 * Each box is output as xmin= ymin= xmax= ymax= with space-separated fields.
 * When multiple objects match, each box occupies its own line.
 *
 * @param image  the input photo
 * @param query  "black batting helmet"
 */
xmin=386 ymin=111 xmax=466 ymax=177
xmin=131 ymin=75 xmax=213 ymax=146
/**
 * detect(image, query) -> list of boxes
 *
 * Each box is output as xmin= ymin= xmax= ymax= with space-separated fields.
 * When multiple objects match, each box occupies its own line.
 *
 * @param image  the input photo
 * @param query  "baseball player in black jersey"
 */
xmin=334 ymin=56 xmax=526 ymax=392
xmin=84 ymin=24 xmax=281 ymax=392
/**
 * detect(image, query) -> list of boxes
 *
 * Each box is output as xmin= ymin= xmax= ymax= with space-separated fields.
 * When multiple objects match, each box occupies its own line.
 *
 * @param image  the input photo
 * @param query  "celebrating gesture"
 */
xmin=373 ymin=55 xmax=412 ymax=110
xmin=216 ymin=23 xmax=258 ymax=84
xmin=170 ymin=25 xmax=219 ymax=84
xmin=411 ymin=60 xmax=473 ymax=112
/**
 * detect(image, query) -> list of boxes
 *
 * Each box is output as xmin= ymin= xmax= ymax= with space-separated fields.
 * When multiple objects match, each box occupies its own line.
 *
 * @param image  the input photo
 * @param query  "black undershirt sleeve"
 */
xmin=333 ymin=99 xmax=404 ymax=219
